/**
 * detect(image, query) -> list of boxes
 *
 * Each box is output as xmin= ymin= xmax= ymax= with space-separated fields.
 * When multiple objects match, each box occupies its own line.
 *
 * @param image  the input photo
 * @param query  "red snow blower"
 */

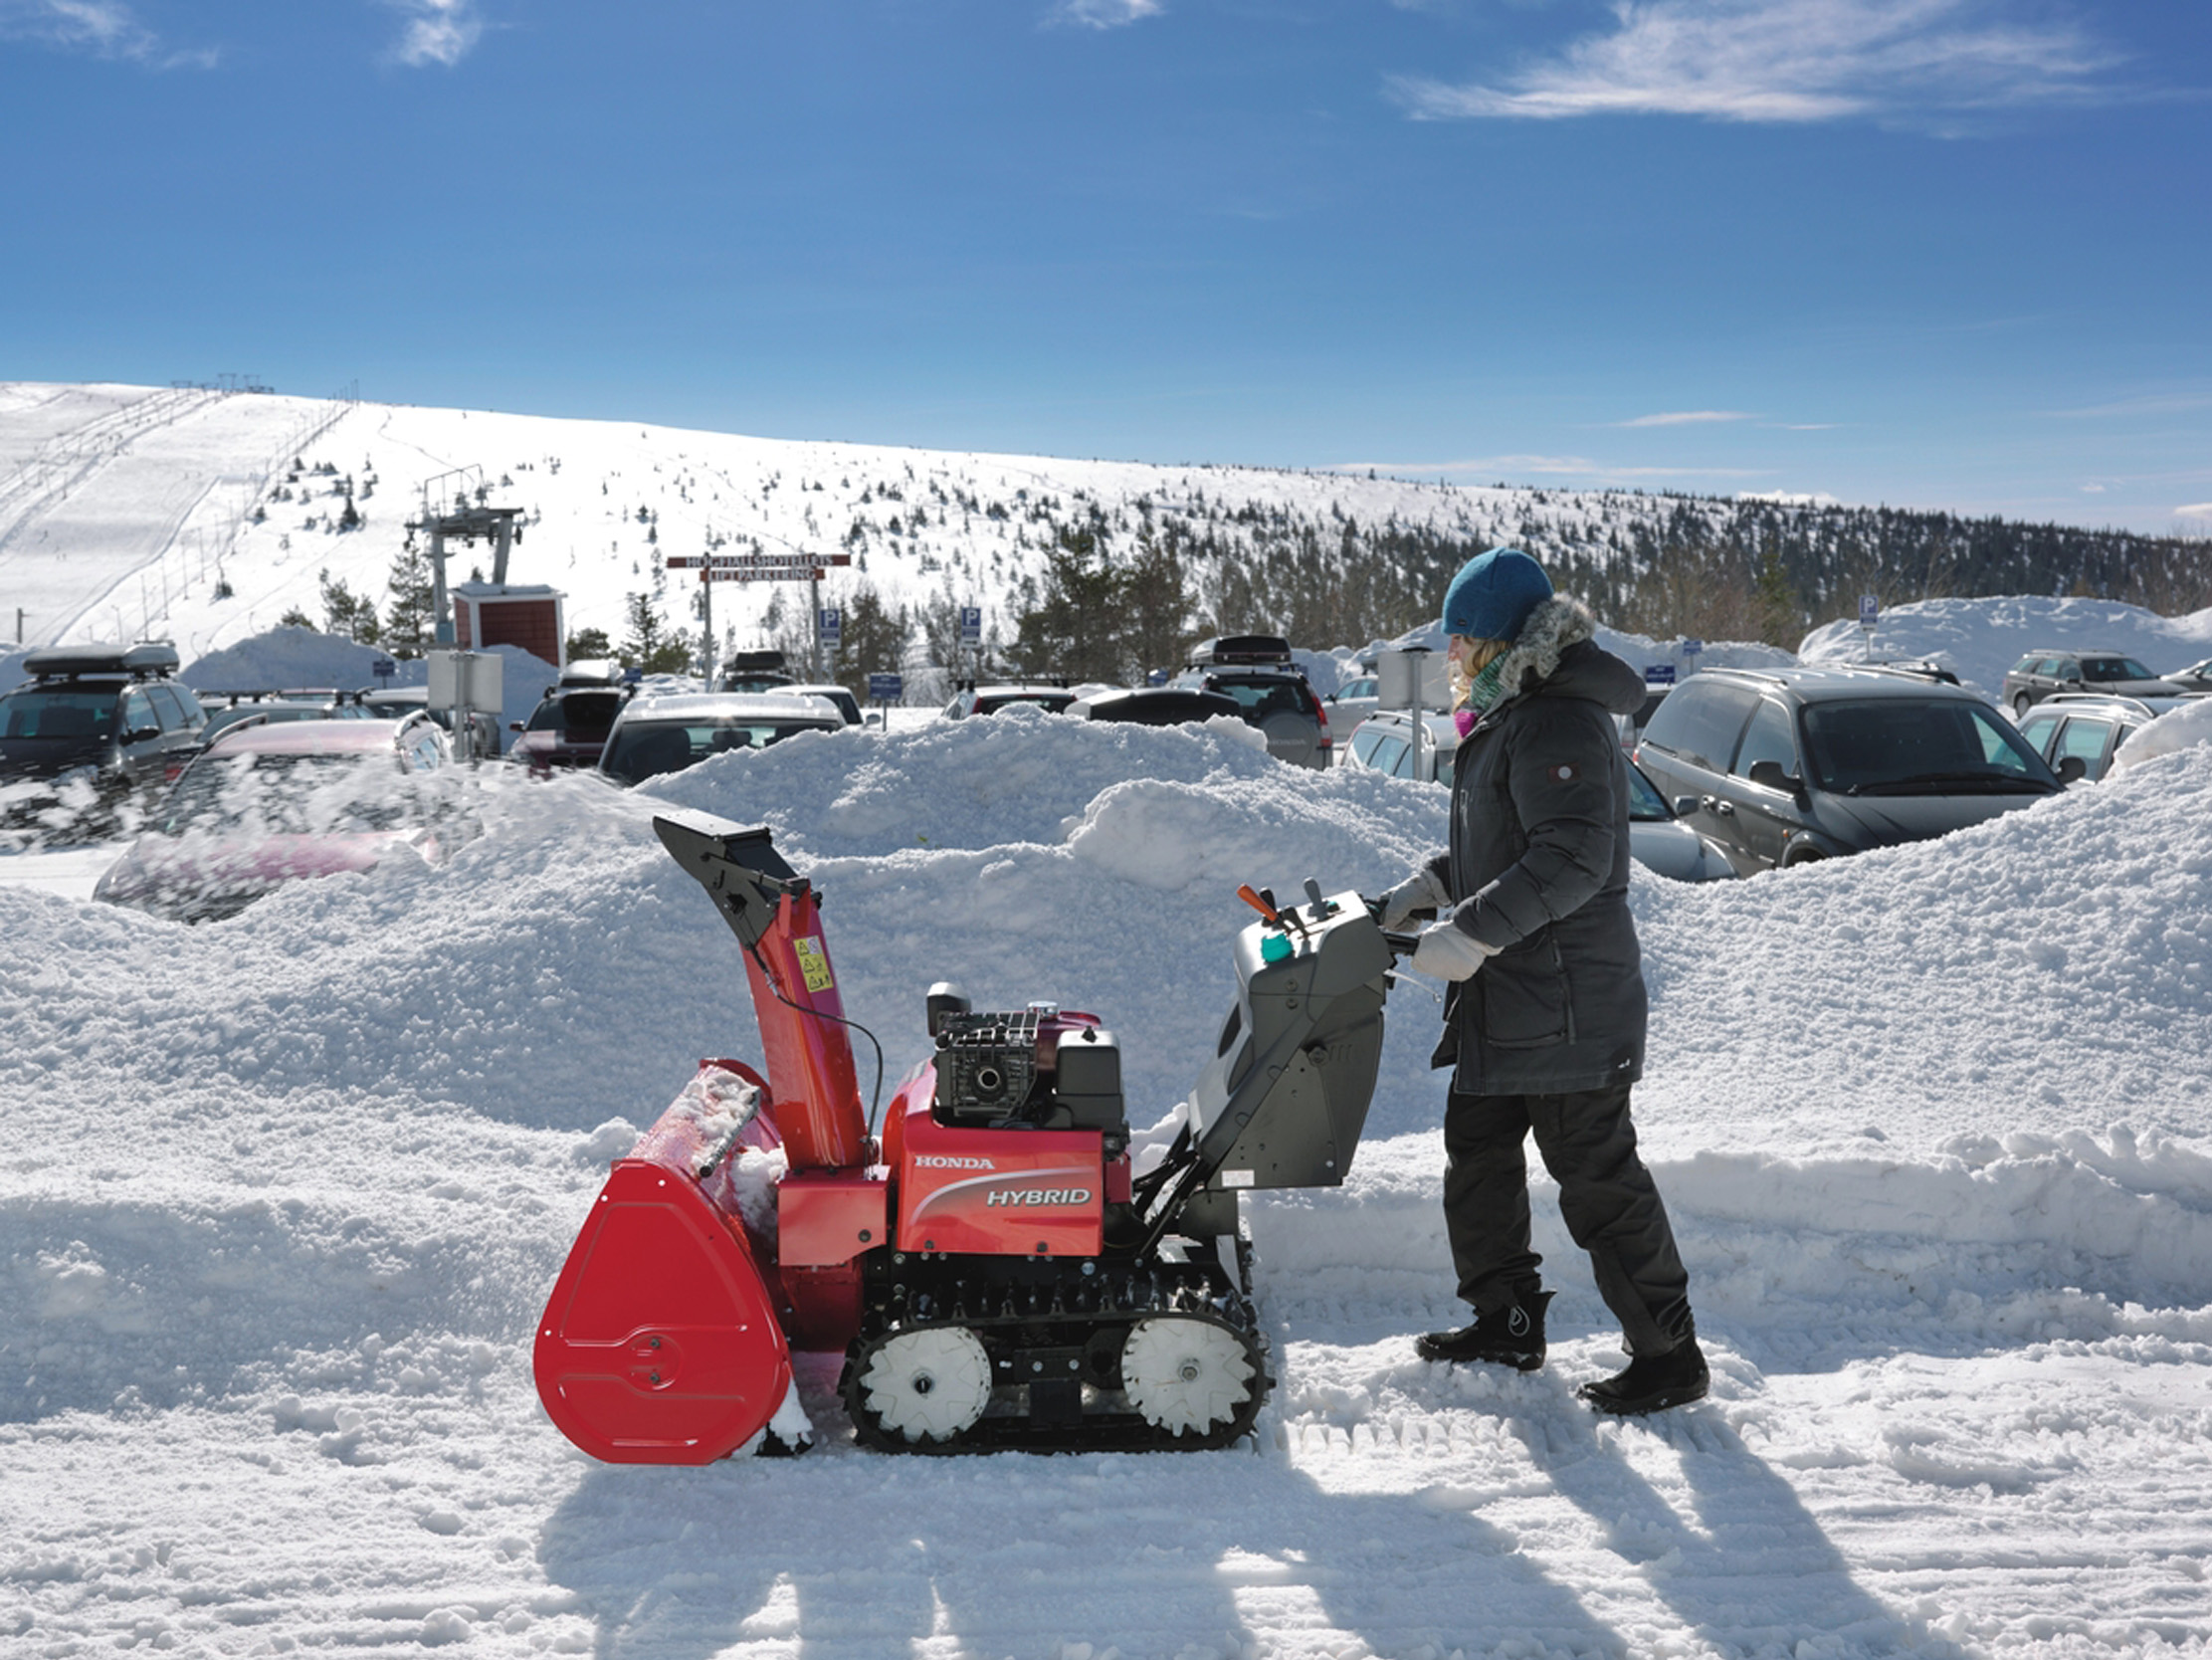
xmin=533 ymin=810 xmax=1399 ymax=1458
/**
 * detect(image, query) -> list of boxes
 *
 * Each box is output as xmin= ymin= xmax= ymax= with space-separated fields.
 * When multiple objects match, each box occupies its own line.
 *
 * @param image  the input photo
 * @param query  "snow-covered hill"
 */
xmin=3 ymin=675 xmax=2209 ymax=1655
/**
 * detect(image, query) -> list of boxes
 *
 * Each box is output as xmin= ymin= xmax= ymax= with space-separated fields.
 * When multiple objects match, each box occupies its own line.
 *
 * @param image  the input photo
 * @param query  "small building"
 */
xmin=453 ymin=583 xmax=564 ymax=668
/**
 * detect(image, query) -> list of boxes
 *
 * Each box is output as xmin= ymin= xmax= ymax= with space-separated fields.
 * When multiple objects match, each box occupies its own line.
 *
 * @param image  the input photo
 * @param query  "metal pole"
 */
xmin=810 ymin=571 xmax=823 ymax=681
xmin=702 ymin=568 xmax=714 ymax=685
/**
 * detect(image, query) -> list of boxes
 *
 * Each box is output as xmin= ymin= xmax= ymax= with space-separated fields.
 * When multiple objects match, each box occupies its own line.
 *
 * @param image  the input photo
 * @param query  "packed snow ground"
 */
xmin=4 ymin=610 xmax=2211 ymax=1658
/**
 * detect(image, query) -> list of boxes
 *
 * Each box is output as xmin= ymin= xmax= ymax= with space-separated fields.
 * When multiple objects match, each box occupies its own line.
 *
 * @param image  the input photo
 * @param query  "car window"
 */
xmin=2054 ymin=719 xmax=2113 ymax=768
xmin=602 ymin=717 xmax=836 ymax=783
xmin=1367 ymin=734 xmax=1408 ymax=775
xmin=1801 ymin=699 xmax=2047 ymax=793
xmin=1641 ymin=682 xmax=1759 ymax=772
xmin=2017 ymin=712 xmax=2062 ymax=756
xmin=147 ymin=685 xmax=189 ymax=730
xmin=1348 ymin=726 xmax=1388 ymax=765
xmin=2081 ymin=657 xmax=2154 ymax=681
xmin=122 ymin=689 xmax=158 ymax=739
xmin=2 ymin=688 xmax=117 ymax=740
xmin=1731 ymin=701 xmax=1798 ymax=781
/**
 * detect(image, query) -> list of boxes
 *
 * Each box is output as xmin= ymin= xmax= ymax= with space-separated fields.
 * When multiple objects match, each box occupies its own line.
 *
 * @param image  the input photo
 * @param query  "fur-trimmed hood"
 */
xmin=1479 ymin=595 xmax=1646 ymax=723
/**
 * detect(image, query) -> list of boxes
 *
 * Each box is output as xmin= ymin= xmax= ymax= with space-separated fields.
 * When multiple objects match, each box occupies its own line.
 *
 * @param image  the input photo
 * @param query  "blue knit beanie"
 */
xmin=1442 ymin=548 xmax=1552 ymax=642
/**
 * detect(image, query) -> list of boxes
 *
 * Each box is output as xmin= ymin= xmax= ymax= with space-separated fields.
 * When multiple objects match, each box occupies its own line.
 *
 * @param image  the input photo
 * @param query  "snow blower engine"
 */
xmin=532 ymin=810 xmax=1403 ymax=1458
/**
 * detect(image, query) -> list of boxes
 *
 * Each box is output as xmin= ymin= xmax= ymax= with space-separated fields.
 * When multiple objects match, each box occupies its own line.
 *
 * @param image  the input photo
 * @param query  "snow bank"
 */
xmin=4 ymin=668 xmax=2211 ymax=1657
xmin=2111 ymin=696 xmax=2212 ymax=772
xmin=1800 ymin=594 xmax=2212 ymax=703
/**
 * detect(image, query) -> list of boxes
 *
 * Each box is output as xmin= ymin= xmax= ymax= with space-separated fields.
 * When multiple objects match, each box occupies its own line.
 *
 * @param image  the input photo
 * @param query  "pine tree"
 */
xmin=622 ymin=592 xmax=692 ymax=675
xmin=383 ymin=539 xmax=437 ymax=656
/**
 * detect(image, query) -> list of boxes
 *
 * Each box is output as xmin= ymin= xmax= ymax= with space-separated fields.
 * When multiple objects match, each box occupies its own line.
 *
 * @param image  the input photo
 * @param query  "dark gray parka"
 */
xmin=1423 ymin=596 xmax=1650 ymax=1095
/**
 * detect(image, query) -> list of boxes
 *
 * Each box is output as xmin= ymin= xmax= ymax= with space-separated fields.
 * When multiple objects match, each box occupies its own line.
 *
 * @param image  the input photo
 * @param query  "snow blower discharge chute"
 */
xmin=533 ymin=812 xmax=1404 ymax=1458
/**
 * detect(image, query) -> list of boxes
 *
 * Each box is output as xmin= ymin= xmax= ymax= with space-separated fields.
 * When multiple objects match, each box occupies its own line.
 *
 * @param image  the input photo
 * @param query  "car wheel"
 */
xmin=2014 ymin=694 xmax=2033 ymax=718
xmin=1783 ymin=847 xmax=1829 ymax=868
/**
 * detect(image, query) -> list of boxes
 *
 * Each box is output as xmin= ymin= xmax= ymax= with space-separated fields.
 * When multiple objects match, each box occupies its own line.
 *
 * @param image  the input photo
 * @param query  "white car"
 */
xmin=1341 ymin=708 xmax=1737 ymax=883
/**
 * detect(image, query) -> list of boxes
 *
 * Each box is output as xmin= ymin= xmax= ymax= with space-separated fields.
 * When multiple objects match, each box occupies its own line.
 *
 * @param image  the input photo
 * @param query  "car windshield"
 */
xmin=2080 ymin=657 xmax=2156 ymax=681
xmin=601 ymin=717 xmax=834 ymax=783
xmin=158 ymin=752 xmax=415 ymax=836
xmin=1800 ymin=699 xmax=2055 ymax=795
xmin=527 ymin=691 xmax=626 ymax=736
xmin=1 ymin=687 xmax=119 ymax=741
xmin=976 ymin=692 xmax=1072 ymax=714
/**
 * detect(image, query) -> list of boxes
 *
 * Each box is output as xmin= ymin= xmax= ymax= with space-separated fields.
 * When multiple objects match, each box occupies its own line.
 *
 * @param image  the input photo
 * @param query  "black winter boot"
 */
xmin=1577 ymin=1337 xmax=1709 ymax=1415
xmin=1415 ymin=1291 xmax=1553 ymax=1370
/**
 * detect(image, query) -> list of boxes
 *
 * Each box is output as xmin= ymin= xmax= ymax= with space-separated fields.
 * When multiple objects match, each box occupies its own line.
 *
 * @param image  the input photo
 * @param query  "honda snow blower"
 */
xmin=533 ymin=811 xmax=1402 ymax=1458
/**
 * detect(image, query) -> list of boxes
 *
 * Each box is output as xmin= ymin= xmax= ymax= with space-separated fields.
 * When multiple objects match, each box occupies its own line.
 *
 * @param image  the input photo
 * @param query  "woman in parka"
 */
xmin=1380 ymin=547 xmax=1707 ymax=1414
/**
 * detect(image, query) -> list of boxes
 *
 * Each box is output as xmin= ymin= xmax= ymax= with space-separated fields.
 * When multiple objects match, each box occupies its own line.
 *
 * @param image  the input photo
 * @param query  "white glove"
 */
xmin=1412 ymin=919 xmax=1501 ymax=982
xmin=1378 ymin=865 xmax=1452 ymax=931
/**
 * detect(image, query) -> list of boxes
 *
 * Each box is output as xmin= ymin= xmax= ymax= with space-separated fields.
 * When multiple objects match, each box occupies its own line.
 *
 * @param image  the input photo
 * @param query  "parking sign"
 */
xmin=958 ymin=606 xmax=982 ymax=647
xmin=819 ymin=607 xmax=841 ymax=645
xmin=1860 ymin=594 xmax=1879 ymax=626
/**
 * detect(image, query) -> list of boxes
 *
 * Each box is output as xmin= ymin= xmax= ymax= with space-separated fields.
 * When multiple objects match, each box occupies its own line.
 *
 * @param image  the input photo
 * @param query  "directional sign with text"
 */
xmin=868 ymin=672 xmax=904 ymax=703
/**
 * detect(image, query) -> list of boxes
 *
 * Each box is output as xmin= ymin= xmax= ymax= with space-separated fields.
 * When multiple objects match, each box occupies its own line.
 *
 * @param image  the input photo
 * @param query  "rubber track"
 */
xmin=839 ymin=1258 xmax=1271 ymax=1454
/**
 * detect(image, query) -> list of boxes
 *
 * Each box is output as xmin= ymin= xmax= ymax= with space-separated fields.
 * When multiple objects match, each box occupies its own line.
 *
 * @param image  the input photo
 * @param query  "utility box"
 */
xmin=1377 ymin=647 xmax=1450 ymax=710
xmin=453 ymin=583 xmax=565 ymax=668
xmin=428 ymin=649 xmax=503 ymax=761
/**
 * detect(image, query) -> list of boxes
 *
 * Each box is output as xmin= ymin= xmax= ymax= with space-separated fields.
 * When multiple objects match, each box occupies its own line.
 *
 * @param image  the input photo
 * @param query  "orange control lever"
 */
xmin=1236 ymin=884 xmax=1280 ymax=924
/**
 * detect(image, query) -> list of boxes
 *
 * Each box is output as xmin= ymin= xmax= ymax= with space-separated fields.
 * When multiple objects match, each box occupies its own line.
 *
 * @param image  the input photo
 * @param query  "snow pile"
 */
xmin=1800 ymin=594 xmax=2212 ymax=702
xmin=2112 ymin=696 xmax=2212 ymax=772
xmin=3 ymin=654 xmax=2211 ymax=1655
xmin=183 ymin=626 xmax=561 ymax=738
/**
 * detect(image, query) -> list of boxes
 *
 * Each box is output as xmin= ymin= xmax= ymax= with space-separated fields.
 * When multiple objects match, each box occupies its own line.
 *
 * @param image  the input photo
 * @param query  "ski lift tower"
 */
xmin=407 ymin=467 xmax=527 ymax=647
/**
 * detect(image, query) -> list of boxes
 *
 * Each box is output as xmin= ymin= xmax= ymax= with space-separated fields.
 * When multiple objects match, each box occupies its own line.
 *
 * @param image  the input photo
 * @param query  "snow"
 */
xmin=3 ymin=603 xmax=2210 ymax=1660
xmin=1800 ymin=596 xmax=2212 ymax=706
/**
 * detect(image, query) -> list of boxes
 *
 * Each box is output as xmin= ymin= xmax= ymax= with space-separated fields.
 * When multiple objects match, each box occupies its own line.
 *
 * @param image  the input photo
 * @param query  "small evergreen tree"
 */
xmin=621 ymin=592 xmax=692 ymax=674
xmin=566 ymin=626 xmax=613 ymax=662
xmin=383 ymin=539 xmax=437 ymax=656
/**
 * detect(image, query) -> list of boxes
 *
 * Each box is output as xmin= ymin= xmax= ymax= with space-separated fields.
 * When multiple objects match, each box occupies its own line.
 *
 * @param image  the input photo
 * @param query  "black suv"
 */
xmin=1 ymin=643 xmax=208 ymax=840
xmin=1999 ymin=650 xmax=2184 ymax=718
xmin=1633 ymin=666 xmax=2063 ymax=873
xmin=1170 ymin=635 xmax=1331 ymax=768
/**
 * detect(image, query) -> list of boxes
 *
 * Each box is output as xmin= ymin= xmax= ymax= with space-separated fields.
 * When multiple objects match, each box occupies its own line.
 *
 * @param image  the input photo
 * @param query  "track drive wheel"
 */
xmin=1119 ymin=1317 xmax=1259 ymax=1438
xmin=855 ymin=1326 xmax=992 ymax=1445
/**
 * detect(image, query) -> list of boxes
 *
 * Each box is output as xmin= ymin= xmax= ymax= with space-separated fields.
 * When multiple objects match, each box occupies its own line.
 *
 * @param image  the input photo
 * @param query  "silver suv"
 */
xmin=1634 ymin=666 xmax=2063 ymax=873
xmin=1170 ymin=636 xmax=1331 ymax=769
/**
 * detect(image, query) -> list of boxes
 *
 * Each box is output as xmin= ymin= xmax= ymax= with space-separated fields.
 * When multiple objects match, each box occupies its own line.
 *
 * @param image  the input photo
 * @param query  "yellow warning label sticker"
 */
xmin=793 ymin=935 xmax=835 ymax=994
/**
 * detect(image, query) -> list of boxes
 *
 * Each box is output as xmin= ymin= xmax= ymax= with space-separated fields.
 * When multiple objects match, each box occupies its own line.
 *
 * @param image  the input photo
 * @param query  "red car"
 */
xmin=94 ymin=715 xmax=465 ymax=922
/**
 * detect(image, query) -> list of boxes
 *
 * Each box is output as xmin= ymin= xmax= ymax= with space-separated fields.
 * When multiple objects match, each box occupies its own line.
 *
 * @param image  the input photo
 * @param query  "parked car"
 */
xmin=1321 ymin=672 xmax=1381 ymax=735
xmin=2164 ymin=657 xmax=2212 ymax=693
xmin=2011 ymin=693 xmax=2203 ymax=784
xmin=1169 ymin=636 xmax=1332 ymax=769
xmin=508 ymin=676 xmax=634 ymax=776
xmin=1634 ymin=666 xmax=2064 ymax=873
xmin=353 ymin=683 xmax=503 ymax=758
xmin=94 ymin=715 xmax=462 ymax=922
xmin=1342 ymin=708 xmax=1735 ymax=882
xmin=716 ymin=650 xmax=796 ymax=695
xmin=195 ymin=693 xmax=370 ymax=749
xmin=786 ymin=683 xmax=864 ymax=726
xmin=2000 ymin=650 xmax=2186 ymax=717
xmin=941 ymin=683 xmax=1078 ymax=720
xmin=1 ymin=642 xmax=207 ymax=841
xmin=1066 ymin=687 xmax=1244 ymax=727
xmin=596 ymin=692 xmax=847 ymax=786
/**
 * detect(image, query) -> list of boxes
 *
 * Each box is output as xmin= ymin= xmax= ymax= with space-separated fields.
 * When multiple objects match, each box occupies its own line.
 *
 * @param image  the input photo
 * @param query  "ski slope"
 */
xmin=3 ymin=618 xmax=2210 ymax=1657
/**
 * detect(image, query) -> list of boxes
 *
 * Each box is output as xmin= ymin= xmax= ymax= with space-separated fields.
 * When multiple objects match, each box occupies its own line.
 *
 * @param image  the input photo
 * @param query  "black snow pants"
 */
xmin=1443 ymin=1081 xmax=1694 ymax=1356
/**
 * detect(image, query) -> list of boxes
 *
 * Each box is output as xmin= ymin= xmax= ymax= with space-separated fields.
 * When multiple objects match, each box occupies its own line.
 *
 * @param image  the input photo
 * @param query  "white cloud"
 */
xmin=1389 ymin=0 xmax=2124 ymax=127
xmin=0 ymin=0 xmax=214 ymax=67
xmin=1617 ymin=409 xmax=1755 ymax=427
xmin=389 ymin=0 xmax=484 ymax=68
xmin=2177 ymin=503 xmax=2212 ymax=521
xmin=1051 ymin=0 xmax=1163 ymax=29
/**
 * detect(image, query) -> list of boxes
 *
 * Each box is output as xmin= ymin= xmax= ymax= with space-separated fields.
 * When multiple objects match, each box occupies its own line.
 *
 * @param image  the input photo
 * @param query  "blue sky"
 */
xmin=2 ymin=0 xmax=2206 ymax=534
